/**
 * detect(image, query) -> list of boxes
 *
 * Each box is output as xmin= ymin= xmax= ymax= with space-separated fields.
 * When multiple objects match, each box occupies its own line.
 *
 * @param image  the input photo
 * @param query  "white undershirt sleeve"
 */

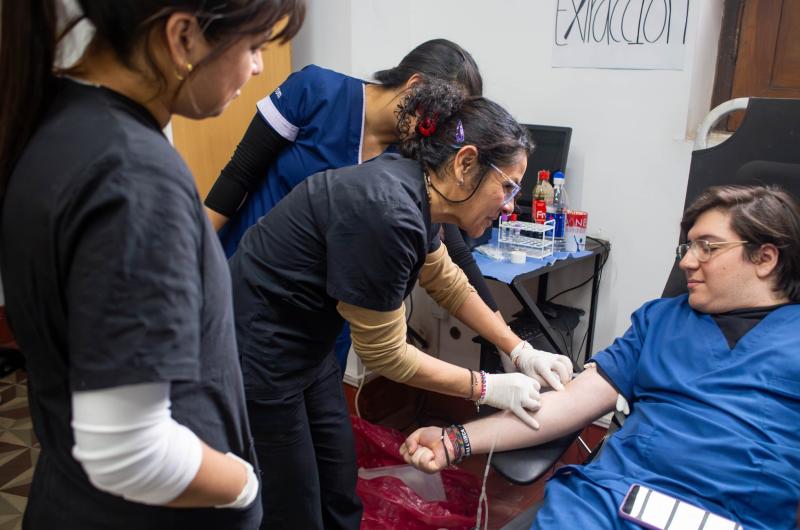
xmin=71 ymin=382 xmax=203 ymax=505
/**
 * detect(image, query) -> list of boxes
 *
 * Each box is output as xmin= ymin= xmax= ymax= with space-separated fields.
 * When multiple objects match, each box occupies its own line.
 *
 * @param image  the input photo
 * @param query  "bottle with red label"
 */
xmin=532 ymin=170 xmax=552 ymax=224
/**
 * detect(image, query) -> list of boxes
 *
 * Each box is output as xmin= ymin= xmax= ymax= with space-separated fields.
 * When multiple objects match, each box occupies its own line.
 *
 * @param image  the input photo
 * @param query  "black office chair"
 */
xmin=488 ymin=96 xmax=800 ymax=489
xmin=664 ymin=97 xmax=800 ymax=296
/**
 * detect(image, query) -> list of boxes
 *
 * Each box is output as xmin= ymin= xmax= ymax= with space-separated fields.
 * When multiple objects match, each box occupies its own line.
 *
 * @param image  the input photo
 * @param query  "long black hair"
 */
xmin=0 ymin=0 xmax=306 ymax=201
xmin=397 ymin=79 xmax=533 ymax=189
xmin=373 ymin=39 xmax=483 ymax=97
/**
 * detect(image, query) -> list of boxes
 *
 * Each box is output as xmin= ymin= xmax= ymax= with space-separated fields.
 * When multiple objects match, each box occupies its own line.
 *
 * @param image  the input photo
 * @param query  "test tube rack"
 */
xmin=497 ymin=219 xmax=555 ymax=259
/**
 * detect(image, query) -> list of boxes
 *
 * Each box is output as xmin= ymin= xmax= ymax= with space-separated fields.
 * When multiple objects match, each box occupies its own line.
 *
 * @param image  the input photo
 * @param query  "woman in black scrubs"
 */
xmin=230 ymin=81 xmax=574 ymax=529
xmin=0 ymin=1 xmax=303 ymax=529
xmin=203 ymin=39 xmax=504 ymax=372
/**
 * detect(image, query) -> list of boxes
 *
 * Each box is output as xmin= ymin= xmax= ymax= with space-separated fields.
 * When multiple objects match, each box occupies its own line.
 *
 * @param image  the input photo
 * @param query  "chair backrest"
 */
xmin=662 ymin=97 xmax=800 ymax=297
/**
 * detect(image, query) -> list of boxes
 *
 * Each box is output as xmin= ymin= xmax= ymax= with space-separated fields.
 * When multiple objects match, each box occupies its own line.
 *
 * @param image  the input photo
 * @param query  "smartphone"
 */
xmin=619 ymin=484 xmax=743 ymax=530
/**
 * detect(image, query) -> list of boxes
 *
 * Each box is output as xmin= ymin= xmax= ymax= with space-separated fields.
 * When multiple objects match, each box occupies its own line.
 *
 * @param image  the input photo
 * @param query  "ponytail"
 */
xmin=374 ymin=39 xmax=483 ymax=97
xmin=0 ymin=0 xmax=59 ymax=201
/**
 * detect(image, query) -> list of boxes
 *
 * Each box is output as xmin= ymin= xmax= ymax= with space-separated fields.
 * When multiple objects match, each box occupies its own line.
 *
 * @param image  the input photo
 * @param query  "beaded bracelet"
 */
xmin=479 ymin=370 xmax=487 ymax=403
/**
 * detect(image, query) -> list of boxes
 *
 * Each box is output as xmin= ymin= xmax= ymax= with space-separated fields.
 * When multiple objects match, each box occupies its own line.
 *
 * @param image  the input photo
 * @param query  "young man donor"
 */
xmin=401 ymin=184 xmax=800 ymax=530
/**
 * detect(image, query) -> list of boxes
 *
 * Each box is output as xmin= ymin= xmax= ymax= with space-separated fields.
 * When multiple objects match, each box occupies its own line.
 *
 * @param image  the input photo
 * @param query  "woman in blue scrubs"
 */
xmin=203 ymin=40 xmax=502 ymax=370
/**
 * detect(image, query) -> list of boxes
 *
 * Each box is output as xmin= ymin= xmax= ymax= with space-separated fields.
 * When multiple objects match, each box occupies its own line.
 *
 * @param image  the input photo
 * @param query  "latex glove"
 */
xmin=399 ymin=427 xmax=447 ymax=474
xmin=616 ymin=394 xmax=631 ymax=416
xmin=499 ymin=350 xmax=516 ymax=375
xmin=507 ymin=341 xmax=573 ymax=391
xmin=480 ymin=372 xmax=541 ymax=429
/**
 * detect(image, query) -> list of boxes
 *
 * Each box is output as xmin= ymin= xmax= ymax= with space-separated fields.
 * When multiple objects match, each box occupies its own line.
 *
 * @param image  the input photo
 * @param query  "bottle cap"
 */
xmin=553 ymin=171 xmax=565 ymax=183
xmin=537 ymin=170 xmax=550 ymax=181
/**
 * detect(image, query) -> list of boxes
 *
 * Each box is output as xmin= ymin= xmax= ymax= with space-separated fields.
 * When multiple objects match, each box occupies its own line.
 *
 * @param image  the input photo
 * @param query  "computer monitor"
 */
xmin=516 ymin=124 xmax=572 ymax=217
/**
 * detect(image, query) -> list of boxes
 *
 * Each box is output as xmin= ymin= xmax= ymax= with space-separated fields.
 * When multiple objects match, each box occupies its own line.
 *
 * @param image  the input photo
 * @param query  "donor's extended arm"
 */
xmin=401 ymin=365 xmax=617 ymax=473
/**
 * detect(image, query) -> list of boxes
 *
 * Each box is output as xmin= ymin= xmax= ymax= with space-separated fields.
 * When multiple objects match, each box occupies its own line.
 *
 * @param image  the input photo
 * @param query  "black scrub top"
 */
xmin=230 ymin=153 xmax=439 ymax=399
xmin=0 ymin=79 xmax=260 ymax=529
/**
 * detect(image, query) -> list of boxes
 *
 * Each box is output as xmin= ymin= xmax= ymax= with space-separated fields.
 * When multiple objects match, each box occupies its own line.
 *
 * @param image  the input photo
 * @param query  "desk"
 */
xmin=473 ymin=231 xmax=609 ymax=361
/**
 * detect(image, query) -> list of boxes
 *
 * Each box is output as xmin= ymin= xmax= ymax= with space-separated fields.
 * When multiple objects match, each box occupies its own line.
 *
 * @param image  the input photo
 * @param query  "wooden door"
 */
xmin=172 ymin=42 xmax=292 ymax=198
xmin=727 ymin=0 xmax=800 ymax=128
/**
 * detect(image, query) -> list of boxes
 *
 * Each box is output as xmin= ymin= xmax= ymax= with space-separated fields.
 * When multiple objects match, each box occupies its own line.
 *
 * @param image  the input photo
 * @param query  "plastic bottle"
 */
xmin=551 ymin=171 xmax=568 ymax=249
xmin=532 ymin=172 xmax=548 ymax=225
xmin=537 ymin=170 xmax=554 ymax=211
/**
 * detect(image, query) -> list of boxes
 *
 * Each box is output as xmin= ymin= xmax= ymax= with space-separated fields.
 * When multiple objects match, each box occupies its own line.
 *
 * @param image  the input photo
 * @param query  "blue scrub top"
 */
xmin=219 ymin=65 xmax=368 ymax=258
xmin=534 ymin=296 xmax=800 ymax=530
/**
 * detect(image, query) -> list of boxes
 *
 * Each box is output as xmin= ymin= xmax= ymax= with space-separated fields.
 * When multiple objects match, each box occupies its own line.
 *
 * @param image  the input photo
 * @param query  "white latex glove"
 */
xmin=507 ymin=341 xmax=573 ymax=391
xmin=616 ymin=394 xmax=631 ymax=416
xmin=479 ymin=372 xmax=541 ymax=429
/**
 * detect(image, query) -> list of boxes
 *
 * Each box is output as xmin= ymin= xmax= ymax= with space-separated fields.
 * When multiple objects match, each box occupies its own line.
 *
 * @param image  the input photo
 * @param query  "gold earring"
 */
xmin=174 ymin=63 xmax=193 ymax=81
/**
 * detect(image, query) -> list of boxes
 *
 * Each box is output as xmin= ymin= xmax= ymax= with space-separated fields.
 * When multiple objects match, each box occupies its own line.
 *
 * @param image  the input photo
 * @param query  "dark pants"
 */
xmin=247 ymin=354 xmax=362 ymax=530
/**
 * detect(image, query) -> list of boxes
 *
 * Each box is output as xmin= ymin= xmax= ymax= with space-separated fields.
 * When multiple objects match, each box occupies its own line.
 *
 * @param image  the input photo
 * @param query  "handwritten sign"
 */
xmin=552 ymin=0 xmax=691 ymax=70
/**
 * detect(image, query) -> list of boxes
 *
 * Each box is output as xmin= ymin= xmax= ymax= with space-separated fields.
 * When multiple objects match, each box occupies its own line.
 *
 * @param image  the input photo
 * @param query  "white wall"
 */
xmin=294 ymin=0 xmax=724 ymax=352
xmin=291 ymin=0 xmax=353 ymax=74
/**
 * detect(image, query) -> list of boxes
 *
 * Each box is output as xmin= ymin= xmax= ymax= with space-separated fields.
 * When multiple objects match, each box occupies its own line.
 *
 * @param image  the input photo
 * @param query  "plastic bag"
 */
xmin=358 ymin=464 xmax=446 ymax=503
xmin=352 ymin=415 xmax=481 ymax=530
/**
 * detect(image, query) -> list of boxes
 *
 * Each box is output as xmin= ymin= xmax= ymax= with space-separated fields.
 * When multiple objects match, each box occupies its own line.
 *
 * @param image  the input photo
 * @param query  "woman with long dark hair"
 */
xmin=204 ymin=38 xmax=508 ymax=371
xmin=0 ymin=1 xmax=303 ymax=528
xmin=229 ymin=80 xmax=573 ymax=529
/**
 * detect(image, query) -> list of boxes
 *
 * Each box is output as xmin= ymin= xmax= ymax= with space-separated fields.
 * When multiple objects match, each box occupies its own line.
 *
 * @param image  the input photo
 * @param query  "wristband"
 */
xmin=467 ymin=368 xmax=478 ymax=401
xmin=446 ymin=427 xmax=461 ymax=463
xmin=455 ymin=424 xmax=471 ymax=459
xmin=441 ymin=427 xmax=451 ymax=467
xmin=215 ymin=452 xmax=259 ymax=509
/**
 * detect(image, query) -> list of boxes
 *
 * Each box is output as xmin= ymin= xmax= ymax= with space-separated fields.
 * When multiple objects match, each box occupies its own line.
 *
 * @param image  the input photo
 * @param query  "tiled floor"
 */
xmin=0 ymin=371 xmax=37 ymax=530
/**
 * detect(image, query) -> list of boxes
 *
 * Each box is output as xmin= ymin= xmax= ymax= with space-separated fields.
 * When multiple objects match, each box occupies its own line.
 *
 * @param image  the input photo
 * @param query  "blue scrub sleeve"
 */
xmin=591 ymin=300 xmax=658 ymax=401
xmin=257 ymin=65 xmax=328 ymax=141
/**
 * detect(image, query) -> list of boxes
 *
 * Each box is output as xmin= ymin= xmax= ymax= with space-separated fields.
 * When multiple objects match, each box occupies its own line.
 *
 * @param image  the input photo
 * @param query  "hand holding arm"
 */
xmin=480 ymin=372 xmax=542 ymax=429
xmin=505 ymin=340 xmax=573 ymax=390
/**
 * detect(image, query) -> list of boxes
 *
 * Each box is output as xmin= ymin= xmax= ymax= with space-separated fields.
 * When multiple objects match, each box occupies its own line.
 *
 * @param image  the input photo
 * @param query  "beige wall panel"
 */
xmin=172 ymin=42 xmax=292 ymax=198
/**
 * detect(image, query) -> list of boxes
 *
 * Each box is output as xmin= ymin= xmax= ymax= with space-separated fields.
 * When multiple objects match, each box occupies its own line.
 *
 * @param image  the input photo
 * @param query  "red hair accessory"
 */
xmin=417 ymin=114 xmax=438 ymax=137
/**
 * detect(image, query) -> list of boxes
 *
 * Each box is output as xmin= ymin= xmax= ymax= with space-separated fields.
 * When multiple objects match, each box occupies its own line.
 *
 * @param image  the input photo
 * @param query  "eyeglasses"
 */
xmin=488 ymin=163 xmax=522 ymax=206
xmin=675 ymin=240 xmax=749 ymax=262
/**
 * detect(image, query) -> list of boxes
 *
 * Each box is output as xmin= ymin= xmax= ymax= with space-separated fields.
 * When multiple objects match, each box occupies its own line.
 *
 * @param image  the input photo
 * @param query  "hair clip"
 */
xmin=455 ymin=120 xmax=464 ymax=144
xmin=417 ymin=115 xmax=437 ymax=137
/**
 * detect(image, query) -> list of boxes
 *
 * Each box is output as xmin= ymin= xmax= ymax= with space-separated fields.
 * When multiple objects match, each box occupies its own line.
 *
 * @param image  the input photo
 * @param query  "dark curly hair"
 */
xmin=397 ymin=79 xmax=533 ymax=188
